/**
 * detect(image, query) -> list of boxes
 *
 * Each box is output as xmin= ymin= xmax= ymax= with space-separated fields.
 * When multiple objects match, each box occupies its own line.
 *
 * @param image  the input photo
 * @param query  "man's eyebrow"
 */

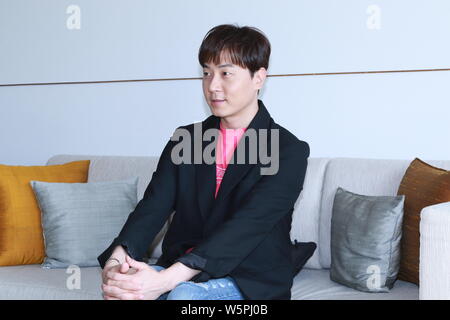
xmin=203 ymin=63 xmax=235 ymax=68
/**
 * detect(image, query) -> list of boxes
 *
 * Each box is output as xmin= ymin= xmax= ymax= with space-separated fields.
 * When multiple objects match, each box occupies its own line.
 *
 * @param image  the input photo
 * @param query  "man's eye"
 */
xmin=202 ymin=71 xmax=231 ymax=77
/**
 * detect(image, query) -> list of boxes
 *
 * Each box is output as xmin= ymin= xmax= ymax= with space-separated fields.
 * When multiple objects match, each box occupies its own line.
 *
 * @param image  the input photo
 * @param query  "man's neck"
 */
xmin=220 ymin=99 xmax=259 ymax=129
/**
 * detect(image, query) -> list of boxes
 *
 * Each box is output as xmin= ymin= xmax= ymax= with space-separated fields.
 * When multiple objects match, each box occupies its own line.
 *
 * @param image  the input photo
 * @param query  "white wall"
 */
xmin=1 ymin=0 xmax=449 ymax=165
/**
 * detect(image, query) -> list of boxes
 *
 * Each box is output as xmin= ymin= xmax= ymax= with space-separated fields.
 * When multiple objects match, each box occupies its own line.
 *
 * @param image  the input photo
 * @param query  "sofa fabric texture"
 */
xmin=0 ymin=262 xmax=419 ymax=300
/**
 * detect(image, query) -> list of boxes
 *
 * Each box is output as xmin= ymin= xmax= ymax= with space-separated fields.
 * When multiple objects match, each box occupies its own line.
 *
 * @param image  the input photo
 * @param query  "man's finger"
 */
xmin=118 ymin=292 xmax=143 ymax=300
xmin=103 ymin=284 xmax=142 ymax=300
xmin=120 ymin=262 xmax=130 ymax=273
xmin=105 ymin=270 xmax=133 ymax=281
xmin=102 ymin=286 xmax=120 ymax=300
xmin=105 ymin=279 xmax=142 ymax=291
xmin=102 ymin=284 xmax=139 ymax=297
xmin=101 ymin=283 xmax=122 ymax=300
xmin=126 ymin=255 xmax=146 ymax=270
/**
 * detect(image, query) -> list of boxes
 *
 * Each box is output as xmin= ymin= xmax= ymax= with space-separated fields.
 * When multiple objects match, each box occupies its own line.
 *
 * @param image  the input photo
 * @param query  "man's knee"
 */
xmin=166 ymin=282 xmax=207 ymax=300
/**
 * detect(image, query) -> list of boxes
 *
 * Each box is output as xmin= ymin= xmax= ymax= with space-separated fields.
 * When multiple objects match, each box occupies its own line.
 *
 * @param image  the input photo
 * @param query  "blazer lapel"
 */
xmin=195 ymin=116 xmax=220 ymax=221
xmin=214 ymin=99 xmax=272 ymax=203
xmin=195 ymin=99 xmax=273 ymax=221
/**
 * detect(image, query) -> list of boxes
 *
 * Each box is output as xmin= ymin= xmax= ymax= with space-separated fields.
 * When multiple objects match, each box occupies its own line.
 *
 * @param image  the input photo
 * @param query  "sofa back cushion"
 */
xmin=290 ymin=158 xmax=330 ymax=269
xmin=318 ymin=158 xmax=450 ymax=269
xmin=47 ymin=155 xmax=159 ymax=199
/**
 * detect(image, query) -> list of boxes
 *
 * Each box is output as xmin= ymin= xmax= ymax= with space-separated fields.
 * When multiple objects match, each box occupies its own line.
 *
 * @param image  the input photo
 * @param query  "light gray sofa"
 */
xmin=1 ymin=155 xmax=449 ymax=300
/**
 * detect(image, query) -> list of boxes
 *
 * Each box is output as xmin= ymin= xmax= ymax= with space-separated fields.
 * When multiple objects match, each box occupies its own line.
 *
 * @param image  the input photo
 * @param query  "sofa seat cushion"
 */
xmin=0 ymin=265 xmax=419 ymax=300
xmin=291 ymin=268 xmax=418 ymax=300
xmin=0 ymin=265 xmax=103 ymax=300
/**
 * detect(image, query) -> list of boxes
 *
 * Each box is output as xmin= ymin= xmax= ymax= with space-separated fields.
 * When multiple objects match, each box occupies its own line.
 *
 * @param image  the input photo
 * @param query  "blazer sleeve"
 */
xmin=97 ymin=132 xmax=179 ymax=268
xmin=176 ymin=140 xmax=310 ymax=278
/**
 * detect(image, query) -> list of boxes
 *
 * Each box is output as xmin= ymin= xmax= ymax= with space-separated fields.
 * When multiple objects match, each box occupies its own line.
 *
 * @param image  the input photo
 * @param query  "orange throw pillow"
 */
xmin=397 ymin=158 xmax=450 ymax=284
xmin=0 ymin=160 xmax=90 ymax=266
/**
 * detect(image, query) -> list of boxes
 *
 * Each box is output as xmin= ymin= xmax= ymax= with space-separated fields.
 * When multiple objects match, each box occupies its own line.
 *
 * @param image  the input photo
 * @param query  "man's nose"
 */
xmin=208 ymin=74 xmax=222 ymax=92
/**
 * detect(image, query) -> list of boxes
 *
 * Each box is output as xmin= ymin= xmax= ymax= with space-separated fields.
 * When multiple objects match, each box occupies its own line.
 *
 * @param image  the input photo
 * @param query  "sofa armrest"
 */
xmin=419 ymin=201 xmax=450 ymax=300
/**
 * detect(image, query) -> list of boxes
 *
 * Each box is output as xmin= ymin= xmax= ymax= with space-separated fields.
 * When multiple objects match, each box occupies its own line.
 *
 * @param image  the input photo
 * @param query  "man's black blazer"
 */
xmin=98 ymin=99 xmax=310 ymax=300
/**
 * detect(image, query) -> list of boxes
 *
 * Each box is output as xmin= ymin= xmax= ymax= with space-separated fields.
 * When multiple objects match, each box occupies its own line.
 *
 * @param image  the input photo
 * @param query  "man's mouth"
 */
xmin=212 ymin=99 xmax=226 ymax=105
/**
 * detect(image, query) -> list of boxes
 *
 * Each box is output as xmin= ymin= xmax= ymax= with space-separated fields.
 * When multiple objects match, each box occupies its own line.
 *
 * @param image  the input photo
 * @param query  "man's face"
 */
xmin=202 ymin=53 xmax=266 ymax=120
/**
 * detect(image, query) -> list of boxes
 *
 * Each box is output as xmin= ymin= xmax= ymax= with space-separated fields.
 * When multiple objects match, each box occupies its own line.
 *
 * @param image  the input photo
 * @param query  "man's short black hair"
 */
xmin=199 ymin=24 xmax=271 ymax=79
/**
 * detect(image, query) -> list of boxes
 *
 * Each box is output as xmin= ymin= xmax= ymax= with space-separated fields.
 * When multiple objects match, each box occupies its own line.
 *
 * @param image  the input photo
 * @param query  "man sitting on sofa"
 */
xmin=98 ymin=23 xmax=310 ymax=300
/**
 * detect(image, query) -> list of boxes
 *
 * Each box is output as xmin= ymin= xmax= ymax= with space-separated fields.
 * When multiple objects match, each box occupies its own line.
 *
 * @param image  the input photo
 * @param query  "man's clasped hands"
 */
xmin=101 ymin=255 xmax=170 ymax=300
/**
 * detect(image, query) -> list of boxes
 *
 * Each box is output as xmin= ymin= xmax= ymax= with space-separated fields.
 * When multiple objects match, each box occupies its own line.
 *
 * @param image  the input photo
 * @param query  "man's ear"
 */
xmin=254 ymin=67 xmax=267 ymax=90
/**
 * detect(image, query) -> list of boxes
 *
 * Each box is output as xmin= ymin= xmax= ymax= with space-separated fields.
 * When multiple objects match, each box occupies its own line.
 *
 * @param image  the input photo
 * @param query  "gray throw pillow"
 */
xmin=30 ymin=178 xmax=138 ymax=268
xmin=330 ymin=187 xmax=405 ymax=293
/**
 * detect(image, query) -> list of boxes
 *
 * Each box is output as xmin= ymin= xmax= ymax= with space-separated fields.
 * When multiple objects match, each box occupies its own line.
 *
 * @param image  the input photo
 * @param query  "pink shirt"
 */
xmin=185 ymin=122 xmax=246 ymax=255
xmin=215 ymin=122 xmax=247 ymax=198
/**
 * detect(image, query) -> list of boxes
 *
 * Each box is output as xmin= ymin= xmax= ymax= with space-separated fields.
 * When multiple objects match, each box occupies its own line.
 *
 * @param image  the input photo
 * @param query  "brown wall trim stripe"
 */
xmin=1 ymin=68 xmax=449 ymax=87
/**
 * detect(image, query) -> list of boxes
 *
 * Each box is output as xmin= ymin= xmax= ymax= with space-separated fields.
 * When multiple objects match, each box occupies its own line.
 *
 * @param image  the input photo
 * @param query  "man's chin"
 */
xmin=210 ymin=108 xmax=230 ymax=118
